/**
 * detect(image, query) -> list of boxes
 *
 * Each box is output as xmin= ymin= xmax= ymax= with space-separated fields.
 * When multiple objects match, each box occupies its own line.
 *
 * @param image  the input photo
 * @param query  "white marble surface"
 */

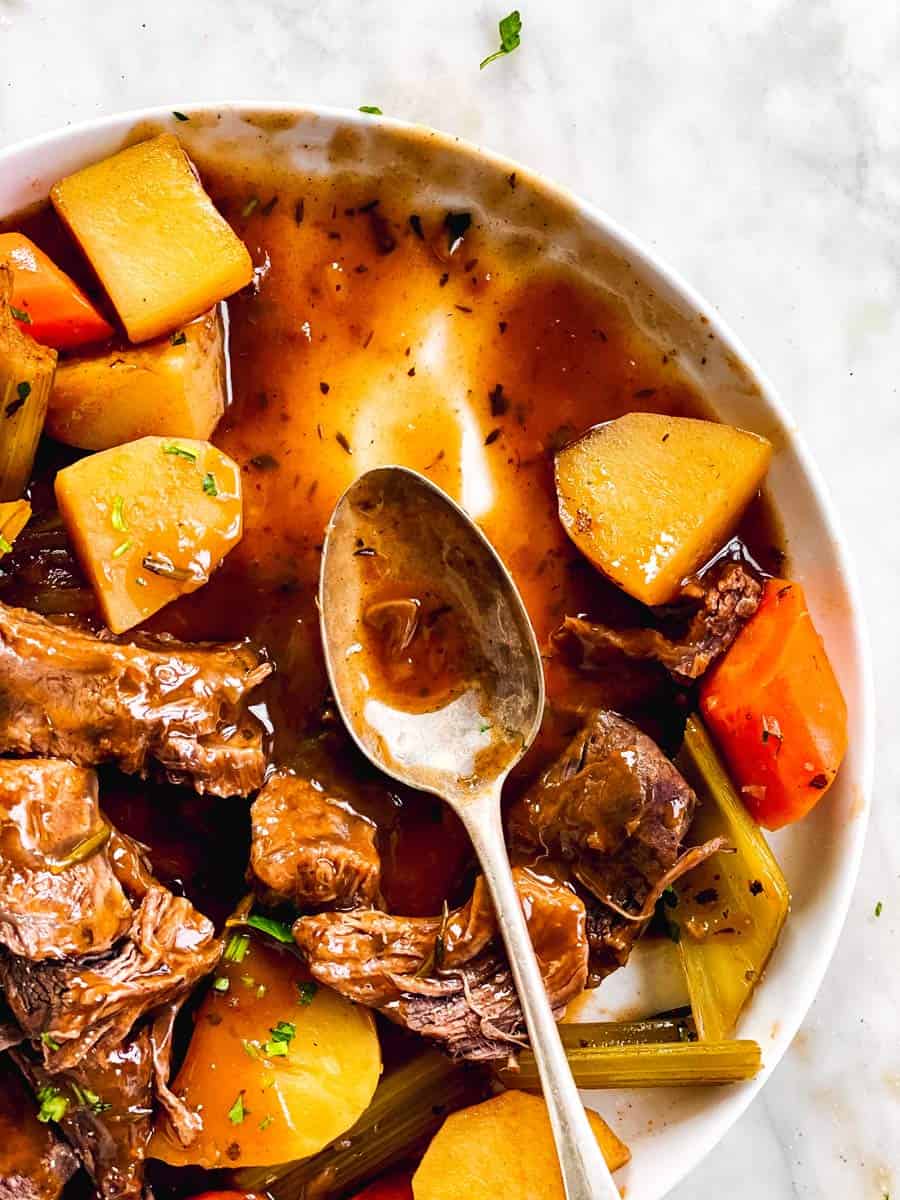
xmin=1 ymin=1 xmax=896 ymax=1195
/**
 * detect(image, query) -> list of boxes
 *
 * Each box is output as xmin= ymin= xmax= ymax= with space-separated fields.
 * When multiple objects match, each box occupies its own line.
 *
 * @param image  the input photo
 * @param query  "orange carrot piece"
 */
xmin=700 ymin=577 xmax=847 ymax=829
xmin=350 ymin=1173 xmax=414 ymax=1200
xmin=0 ymin=232 xmax=113 ymax=350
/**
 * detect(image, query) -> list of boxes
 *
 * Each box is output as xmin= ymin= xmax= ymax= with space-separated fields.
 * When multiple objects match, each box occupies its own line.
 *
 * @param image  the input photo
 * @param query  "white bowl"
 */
xmin=0 ymin=104 xmax=874 ymax=1199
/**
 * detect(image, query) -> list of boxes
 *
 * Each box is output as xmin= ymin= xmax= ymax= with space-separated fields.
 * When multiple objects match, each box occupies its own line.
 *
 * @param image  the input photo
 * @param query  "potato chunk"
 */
xmin=0 ymin=267 xmax=57 ymax=502
xmin=47 ymin=307 xmax=227 ymax=449
xmin=150 ymin=936 xmax=381 ymax=1169
xmin=51 ymin=135 xmax=252 ymax=343
xmin=55 ymin=435 xmax=242 ymax=633
xmin=556 ymin=413 xmax=772 ymax=606
xmin=412 ymin=1090 xmax=629 ymax=1200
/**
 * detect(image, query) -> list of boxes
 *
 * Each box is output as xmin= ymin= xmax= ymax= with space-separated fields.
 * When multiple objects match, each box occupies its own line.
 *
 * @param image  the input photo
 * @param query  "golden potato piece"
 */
xmin=0 ymin=499 xmax=31 ymax=555
xmin=55 ymin=435 xmax=242 ymax=634
xmin=47 ymin=307 xmax=227 ymax=449
xmin=412 ymin=1089 xmax=629 ymax=1200
xmin=51 ymin=135 xmax=252 ymax=343
xmin=150 ymin=937 xmax=381 ymax=1169
xmin=555 ymin=413 xmax=772 ymax=606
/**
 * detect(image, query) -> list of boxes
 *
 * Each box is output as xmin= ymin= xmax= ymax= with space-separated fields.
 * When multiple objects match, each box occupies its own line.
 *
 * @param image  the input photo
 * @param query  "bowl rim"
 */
xmin=0 ymin=100 xmax=876 ymax=1195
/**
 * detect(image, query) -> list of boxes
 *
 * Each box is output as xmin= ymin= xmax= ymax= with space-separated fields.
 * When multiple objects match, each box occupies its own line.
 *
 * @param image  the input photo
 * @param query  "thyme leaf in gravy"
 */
xmin=170 ymin=330 xmax=187 ymax=346
xmin=227 ymin=1092 xmax=246 ymax=1124
xmin=172 ymin=111 xmax=189 ymax=122
xmin=480 ymin=10 xmax=522 ymax=69
xmin=202 ymin=472 xmax=219 ymax=497
xmin=10 ymin=305 xmax=30 ymax=324
xmin=359 ymin=105 xmax=383 ymax=115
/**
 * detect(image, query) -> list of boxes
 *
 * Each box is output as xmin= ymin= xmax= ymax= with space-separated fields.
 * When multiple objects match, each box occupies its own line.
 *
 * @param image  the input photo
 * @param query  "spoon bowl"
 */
xmin=319 ymin=465 xmax=543 ymax=799
xmin=320 ymin=465 xmax=621 ymax=1200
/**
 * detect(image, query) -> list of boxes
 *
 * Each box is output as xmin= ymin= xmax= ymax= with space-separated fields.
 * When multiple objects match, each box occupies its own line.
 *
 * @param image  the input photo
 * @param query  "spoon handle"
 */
xmin=461 ymin=793 xmax=621 ymax=1200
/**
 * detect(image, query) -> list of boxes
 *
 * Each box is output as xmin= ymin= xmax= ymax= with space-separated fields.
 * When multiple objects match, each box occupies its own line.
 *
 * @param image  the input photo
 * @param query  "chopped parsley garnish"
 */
xmin=0 ymin=535 xmax=12 ymax=555
xmin=10 ymin=305 xmax=31 ymax=324
xmin=170 ymin=330 xmax=187 ymax=346
xmin=479 ymin=722 xmax=491 ymax=734
xmin=296 ymin=980 xmax=318 ymax=1006
xmin=259 ymin=1114 xmax=274 ymax=1132
xmin=112 ymin=538 xmax=133 ymax=559
xmin=246 ymin=914 xmax=294 ymax=943
xmin=263 ymin=1020 xmax=296 ymax=1056
xmin=359 ymin=105 xmax=383 ymax=115
xmin=224 ymin=933 xmax=250 ymax=963
xmin=172 ymin=111 xmax=189 ymax=121
xmin=202 ymin=472 xmax=219 ymax=497
xmin=227 ymin=1092 xmax=246 ymax=1124
xmin=36 ymin=1085 xmax=69 ymax=1123
xmin=241 ymin=197 xmax=260 ymax=218
xmin=480 ymin=10 xmax=522 ymax=69
xmin=875 ymin=900 xmax=883 ymax=917
xmin=40 ymin=1032 xmax=61 ymax=1050
xmin=71 ymin=1084 xmax=111 ymax=1114
xmin=163 ymin=442 xmax=198 ymax=462
xmin=111 ymin=495 xmax=128 ymax=532
xmin=213 ymin=976 xmax=230 ymax=993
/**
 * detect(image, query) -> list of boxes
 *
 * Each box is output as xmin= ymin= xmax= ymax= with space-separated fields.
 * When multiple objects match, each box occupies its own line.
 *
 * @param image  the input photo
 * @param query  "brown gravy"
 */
xmin=5 ymin=161 xmax=782 ymax=909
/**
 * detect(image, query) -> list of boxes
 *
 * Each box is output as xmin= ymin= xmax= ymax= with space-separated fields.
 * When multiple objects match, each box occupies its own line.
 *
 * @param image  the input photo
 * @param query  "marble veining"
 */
xmin=0 ymin=1 xmax=897 ymax=1196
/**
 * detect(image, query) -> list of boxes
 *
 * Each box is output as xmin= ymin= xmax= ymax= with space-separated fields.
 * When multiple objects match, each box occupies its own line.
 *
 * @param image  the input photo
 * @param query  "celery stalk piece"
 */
xmin=0 ymin=499 xmax=31 ymax=555
xmin=505 ymin=1038 xmax=762 ymax=1089
xmin=558 ymin=1016 xmax=694 ymax=1048
xmin=0 ymin=268 xmax=56 ymax=501
xmin=236 ymin=1048 xmax=482 ymax=1198
xmin=673 ymin=714 xmax=791 ymax=1040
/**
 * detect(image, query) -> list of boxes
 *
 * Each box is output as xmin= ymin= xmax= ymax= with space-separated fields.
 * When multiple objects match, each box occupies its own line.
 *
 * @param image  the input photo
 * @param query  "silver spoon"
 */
xmin=319 ymin=465 xmax=620 ymax=1200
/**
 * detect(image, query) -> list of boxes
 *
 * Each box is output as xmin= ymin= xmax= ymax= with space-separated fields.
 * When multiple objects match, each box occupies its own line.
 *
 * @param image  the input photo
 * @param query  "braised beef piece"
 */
xmin=558 ymin=561 xmax=762 ymax=684
xmin=0 ymin=760 xmax=149 ymax=961
xmin=294 ymin=869 xmax=587 ymax=1060
xmin=509 ymin=709 xmax=725 ymax=984
xmin=0 ymin=1054 xmax=78 ymax=1200
xmin=1 ymin=883 xmax=221 ymax=1072
xmin=249 ymin=771 xmax=381 ymax=909
xmin=13 ymin=1029 xmax=153 ymax=1200
xmin=0 ymin=600 xmax=272 ymax=796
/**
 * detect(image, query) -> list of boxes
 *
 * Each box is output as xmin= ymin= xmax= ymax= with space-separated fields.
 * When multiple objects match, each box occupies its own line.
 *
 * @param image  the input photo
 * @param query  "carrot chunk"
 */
xmin=351 ymin=1172 xmax=414 ymax=1200
xmin=0 ymin=233 xmax=113 ymax=350
xmin=700 ymin=577 xmax=847 ymax=829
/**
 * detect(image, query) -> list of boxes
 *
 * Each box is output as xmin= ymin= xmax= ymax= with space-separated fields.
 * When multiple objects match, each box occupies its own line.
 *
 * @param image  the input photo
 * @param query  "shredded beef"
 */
xmin=0 ymin=601 xmax=272 ymax=796
xmin=0 ymin=1055 xmax=78 ymax=1200
xmin=249 ymin=771 xmax=381 ymax=909
xmin=0 ymin=884 xmax=221 ymax=1072
xmin=13 ymin=1030 xmax=153 ymax=1200
xmin=558 ymin=561 xmax=762 ymax=684
xmin=0 ymin=760 xmax=142 ymax=961
xmin=509 ymin=709 xmax=725 ymax=984
xmin=294 ymin=869 xmax=587 ymax=1060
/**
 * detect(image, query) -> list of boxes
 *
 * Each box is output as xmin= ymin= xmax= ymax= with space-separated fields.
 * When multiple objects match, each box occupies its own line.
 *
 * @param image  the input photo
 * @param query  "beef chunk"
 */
xmin=1 ymin=884 xmax=221 ymax=1072
xmin=294 ymin=869 xmax=588 ymax=1060
xmin=0 ymin=601 xmax=272 ymax=796
xmin=0 ymin=760 xmax=144 ymax=961
xmin=509 ymin=709 xmax=724 ymax=984
xmin=249 ymin=772 xmax=380 ymax=909
xmin=0 ymin=1054 xmax=78 ymax=1200
xmin=558 ymin=561 xmax=762 ymax=684
xmin=14 ymin=1029 xmax=153 ymax=1200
